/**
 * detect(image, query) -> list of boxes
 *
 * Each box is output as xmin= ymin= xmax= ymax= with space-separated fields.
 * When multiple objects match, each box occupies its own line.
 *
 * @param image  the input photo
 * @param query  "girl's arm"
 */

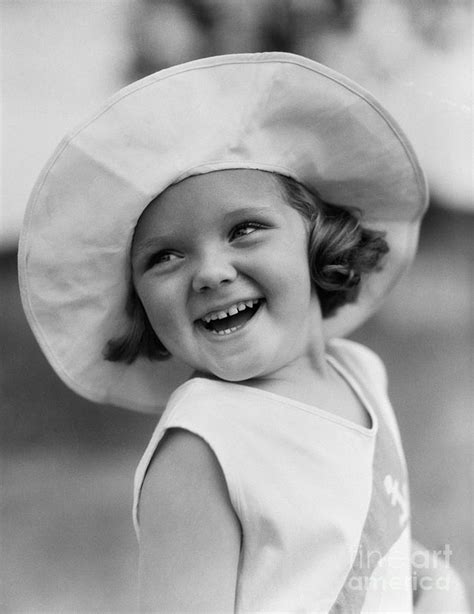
xmin=412 ymin=540 xmax=470 ymax=613
xmin=138 ymin=428 xmax=241 ymax=612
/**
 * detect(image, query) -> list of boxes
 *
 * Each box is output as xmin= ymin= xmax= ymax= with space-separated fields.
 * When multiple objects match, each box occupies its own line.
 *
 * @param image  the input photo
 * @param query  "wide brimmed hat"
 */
xmin=19 ymin=52 xmax=428 ymax=413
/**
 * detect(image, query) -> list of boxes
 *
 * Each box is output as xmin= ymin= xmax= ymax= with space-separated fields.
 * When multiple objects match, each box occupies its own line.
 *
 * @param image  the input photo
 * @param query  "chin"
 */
xmin=206 ymin=359 xmax=269 ymax=384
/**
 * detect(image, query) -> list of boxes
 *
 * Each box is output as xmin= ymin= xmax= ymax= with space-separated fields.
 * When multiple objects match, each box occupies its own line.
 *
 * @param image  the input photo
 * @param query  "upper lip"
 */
xmin=195 ymin=298 xmax=263 ymax=323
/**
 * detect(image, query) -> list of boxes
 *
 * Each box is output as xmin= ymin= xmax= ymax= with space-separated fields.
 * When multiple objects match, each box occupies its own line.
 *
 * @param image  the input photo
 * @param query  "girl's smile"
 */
xmin=131 ymin=169 xmax=324 ymax=383
xmin=197 ymin=298 xmax=264 ymax=335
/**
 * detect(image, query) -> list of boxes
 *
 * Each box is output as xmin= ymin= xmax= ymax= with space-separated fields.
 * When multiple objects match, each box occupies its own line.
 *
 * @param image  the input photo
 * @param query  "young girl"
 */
xmin=19 ymin=53 xmax=468 ymax=612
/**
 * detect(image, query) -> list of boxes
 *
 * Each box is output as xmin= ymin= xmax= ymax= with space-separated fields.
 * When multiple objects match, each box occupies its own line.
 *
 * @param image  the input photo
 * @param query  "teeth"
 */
xmin=216 ymin=326 xmax=238 ymax=336
xmin=202 ymin=299 xmax=261 ymax=323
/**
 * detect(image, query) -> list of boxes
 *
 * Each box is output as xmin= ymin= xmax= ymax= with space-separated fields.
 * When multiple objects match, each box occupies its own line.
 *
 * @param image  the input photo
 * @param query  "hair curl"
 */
xmin=104 ymin=172 xmax=389 ymax=364
xmin=273 ymin=174 xmax=389 ymax=318
xmin=104 ymin=285 xmax=170 ymax=363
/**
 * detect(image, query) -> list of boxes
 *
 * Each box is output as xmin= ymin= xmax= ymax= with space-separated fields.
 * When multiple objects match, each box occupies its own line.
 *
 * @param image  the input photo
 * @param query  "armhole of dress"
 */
xmin=133 ymin=415 xmax=245 ymax=542
xmin=133 ymin=424 xmax=168 ymax=538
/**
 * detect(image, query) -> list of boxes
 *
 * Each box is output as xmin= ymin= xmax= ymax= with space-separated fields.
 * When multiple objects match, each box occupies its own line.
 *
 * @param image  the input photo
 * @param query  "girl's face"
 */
xmin=131 ymin=170 xmax=322 ymax=382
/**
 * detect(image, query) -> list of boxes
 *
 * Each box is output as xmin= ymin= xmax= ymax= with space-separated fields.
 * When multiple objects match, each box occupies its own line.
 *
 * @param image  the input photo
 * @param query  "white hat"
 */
xmin=18 ymin=53 xmax=428 ymax=413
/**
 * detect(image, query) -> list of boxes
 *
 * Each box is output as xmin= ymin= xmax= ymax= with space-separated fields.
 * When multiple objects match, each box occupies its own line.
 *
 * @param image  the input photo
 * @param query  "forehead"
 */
xmin=133 ymin=169 xmax=286 ymax=238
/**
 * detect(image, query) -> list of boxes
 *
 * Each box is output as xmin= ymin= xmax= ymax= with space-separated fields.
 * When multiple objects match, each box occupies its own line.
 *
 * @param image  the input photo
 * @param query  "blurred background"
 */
xmin=1 ymin=0 xmax=472 ymax=611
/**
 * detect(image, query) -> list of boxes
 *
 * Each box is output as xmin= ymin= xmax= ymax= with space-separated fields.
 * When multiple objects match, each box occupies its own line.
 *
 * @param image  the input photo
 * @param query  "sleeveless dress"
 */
xmin=133 ymin=339 xmax=413 ymax=613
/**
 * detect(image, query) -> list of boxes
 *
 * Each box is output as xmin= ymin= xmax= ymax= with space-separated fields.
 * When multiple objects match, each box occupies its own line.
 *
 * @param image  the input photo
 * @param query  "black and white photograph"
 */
xmin=1 ymin=1 xmax=472 ymax=612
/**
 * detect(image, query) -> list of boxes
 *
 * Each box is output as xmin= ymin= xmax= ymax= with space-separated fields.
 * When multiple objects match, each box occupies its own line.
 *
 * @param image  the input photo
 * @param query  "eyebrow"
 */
xmin=131 ymin=236 xmax=174 ymax=261
xmin=222 ymin=205 xmax=276 ymax=221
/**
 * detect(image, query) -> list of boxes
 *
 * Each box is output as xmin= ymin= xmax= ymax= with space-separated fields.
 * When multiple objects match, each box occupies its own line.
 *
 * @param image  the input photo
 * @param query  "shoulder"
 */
xmin=165 ymin=376 xmax=244 ymax=420
xmin=327 ymin=338 xmax=388 ymax=390
xmin=163 ymin=377 xmax=260 ymax=439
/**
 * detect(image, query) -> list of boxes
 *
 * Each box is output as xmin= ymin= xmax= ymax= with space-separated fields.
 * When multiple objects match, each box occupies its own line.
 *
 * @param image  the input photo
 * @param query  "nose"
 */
xmin=192 ymin=251 xmax=237 ymax=293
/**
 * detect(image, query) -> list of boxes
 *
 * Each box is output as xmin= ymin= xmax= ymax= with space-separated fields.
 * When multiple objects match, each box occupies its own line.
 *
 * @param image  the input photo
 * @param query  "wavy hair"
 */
xmin=273 ymin=174 xmax=389 ymax=318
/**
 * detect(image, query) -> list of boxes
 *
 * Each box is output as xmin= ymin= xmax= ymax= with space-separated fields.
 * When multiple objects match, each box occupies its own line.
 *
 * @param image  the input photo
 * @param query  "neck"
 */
xmin=245 ymin=352 xmax=328 ymax=396
xmin=232 ymin=327 xmax=331 ymax=400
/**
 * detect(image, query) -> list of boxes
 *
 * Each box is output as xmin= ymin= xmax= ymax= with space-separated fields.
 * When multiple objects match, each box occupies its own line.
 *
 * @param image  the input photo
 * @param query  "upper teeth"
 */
xmin=202 ymin=299 xmax=260 ymax=323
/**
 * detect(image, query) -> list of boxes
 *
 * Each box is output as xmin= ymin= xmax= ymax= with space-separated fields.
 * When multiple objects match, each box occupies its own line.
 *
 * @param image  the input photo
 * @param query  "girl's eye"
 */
xmin=145 ymin=251 xmax=180 ymax=269
xmin=231 ymin=222 xmax=266 ymax=240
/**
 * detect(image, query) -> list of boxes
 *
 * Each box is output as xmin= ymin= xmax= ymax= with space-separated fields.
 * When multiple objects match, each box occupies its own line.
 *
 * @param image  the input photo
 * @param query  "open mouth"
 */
xmin=198 ymin=299 xmax=264 ymax=335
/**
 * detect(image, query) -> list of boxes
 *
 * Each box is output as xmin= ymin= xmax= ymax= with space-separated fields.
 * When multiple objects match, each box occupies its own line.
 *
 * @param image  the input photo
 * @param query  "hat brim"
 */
xmin=18 ymin=53 xmax=428 ymax=413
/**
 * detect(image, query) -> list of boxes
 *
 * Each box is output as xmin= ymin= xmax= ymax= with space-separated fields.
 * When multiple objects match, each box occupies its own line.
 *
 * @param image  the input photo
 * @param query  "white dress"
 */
xmin=134 ymin=339 xmax=413 ymax=613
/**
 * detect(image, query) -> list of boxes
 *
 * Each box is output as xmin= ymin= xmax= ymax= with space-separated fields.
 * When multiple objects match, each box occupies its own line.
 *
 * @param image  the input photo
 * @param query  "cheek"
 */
xmin=290 ymin=231 xmax=313 ymax=291
xmin=135 ymin=279 xmax=180 ymax=335
xmin=269 ymin=241 xmax=312 ymax=295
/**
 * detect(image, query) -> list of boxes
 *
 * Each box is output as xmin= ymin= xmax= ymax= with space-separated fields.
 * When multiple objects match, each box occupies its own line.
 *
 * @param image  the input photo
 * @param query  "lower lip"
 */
xmin=197 ymin=302 xmax=265 ymax=341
